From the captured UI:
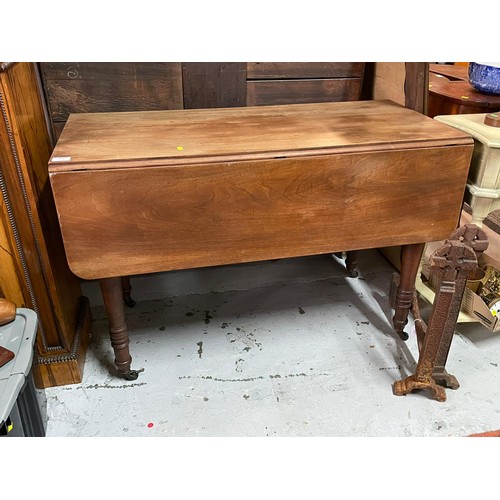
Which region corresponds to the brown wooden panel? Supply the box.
[404,62,429,114]
[40,62,183,123]
[50,145,472,280]
[370,63,406,106]
[247,62,365,79]
[246,79,363,106]
[41,62,180,81]
[182,62,247,109]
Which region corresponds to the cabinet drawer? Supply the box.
[247,78,363,106]
[247,62,365,79]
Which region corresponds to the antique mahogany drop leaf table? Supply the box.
[48,100,474,393]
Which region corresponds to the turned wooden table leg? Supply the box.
[121,276,136,308]
[99,277,139,380]
[393,242,425,340]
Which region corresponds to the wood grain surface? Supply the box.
[49,100,472,171]
[1,63,77,348]
[246,78,363,106]
[49,100,473,280]
[429,63,468,81]
[246,62,365,79]
[182,63,247,109]
[40,62,183,133]
[1,62,91,387]
[428,74,500,118]
[50,145,472,280]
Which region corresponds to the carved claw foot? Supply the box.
[433,369,460,390]
[392,375,447,402]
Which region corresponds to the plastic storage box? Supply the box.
[0,308,45,437]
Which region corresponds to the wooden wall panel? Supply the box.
[404,62,429,114]
[247,62,365,79]
[40,62,367,134]
[247,78,363,106]
[40,62,183,139]
[370,62,429,113]
[247,62,365,106]
[371,62,407,106]
[181,63,247,109]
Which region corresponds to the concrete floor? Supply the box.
[42,249,500,437]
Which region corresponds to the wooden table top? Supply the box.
[49,100,472,172]
[429,63,468,81]
[429,73,500,107]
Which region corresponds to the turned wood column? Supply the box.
[99,277,137,380]
[393,243,425,340]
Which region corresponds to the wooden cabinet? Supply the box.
[0,62,91,388]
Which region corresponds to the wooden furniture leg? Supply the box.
[393,243,425,340]
[121,276,136,308]
[99,277,139,380]
[333,251,359,277]
[345,251,358,278]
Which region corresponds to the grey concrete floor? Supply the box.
[42,249,500,437]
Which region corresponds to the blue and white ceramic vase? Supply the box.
[468,62,500,95]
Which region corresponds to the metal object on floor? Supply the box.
[393,224,488,401]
